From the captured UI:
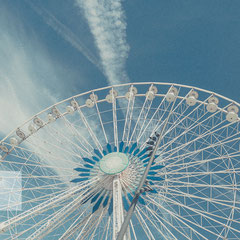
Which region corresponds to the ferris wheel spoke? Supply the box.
[160,184,239,208]
[147,196,218,239]
[156,91,206,139]
[46,120,89,152]
[140,93,178,152]
[100,216,111,240]
[3,182,66,199]
[25,186,92,240]
[6,187,74,218]
[0,181,93,234]
[112,93,119,150]
[5,152,76,174]
[139,99,173,150]
[143,90,205,147]
[157,97,214,152]
[162,134,237,167]
[87,208,108,240]
[165,163,239,177]
[12,199,82,240]
[162,128,240,171]
[158,193,240,236]
[63,202,109,240]
[137,88,182,144]
[135,98,155,144]
[164,151,240,173]
[159,186,240,215]
[128,87,156,145]
[164,161,235,184]
[58,204,93,240]
[75,213,95,239]
[137,205,175,240]
[167,176,235,196]
[46,122,93,157]
[24,135,83,165]
[105,217,112,240]
[164,179,239,192]
[8,146,34,163]
[79,212,103,239]
[19,183,71,201]
[145,205,192,240]
[141,86,183,142]
[60,114,95,152]
[18,173,73,182]
[159,103,232,157]
[134,207,155,240]
[164,190,236,225]
[76,108,104,153]
[7,144,81,171]
[162,154,237,185]
[94,96,109,144]
[166,169,237,183]
[122,89,135,142]
[129,219,137,240]
[164,182,235,208]
[160,114,235,165]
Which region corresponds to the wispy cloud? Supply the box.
[25,0,104,76]
[0,5,76,178]
[0,4,109,179]
[0,16,58,135]
[76,0,130,85]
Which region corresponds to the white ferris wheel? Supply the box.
[0,82,240,240]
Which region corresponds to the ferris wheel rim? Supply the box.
[1,81,239,144]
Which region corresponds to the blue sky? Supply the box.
[1,2,240,238]
[1,0,240,135]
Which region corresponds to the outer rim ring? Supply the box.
[1,81,239,153]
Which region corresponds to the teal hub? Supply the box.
[99,152,129,175]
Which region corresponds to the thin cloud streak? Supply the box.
[76,0,130,85]
[0,6,76,177]
[0,39,58,135]
[26,0,104,75]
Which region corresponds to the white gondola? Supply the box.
[226,105,239,122]
[48,114,55,122]
[145,90,155,100]
[10,137,18,146]
[66,106,75,114]
[166,86,178,102]
[85,99,94,107]
[28,124,37,134]
[33,117,44,127]
[16,129,26,139]
[186,90,198,106]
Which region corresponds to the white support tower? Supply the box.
[113,176,126,240]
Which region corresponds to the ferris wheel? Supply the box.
[0,82,240,239]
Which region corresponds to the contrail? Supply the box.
[26,0,104,75]
[75,0,130,85]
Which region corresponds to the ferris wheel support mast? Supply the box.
[113,176,125,240]
[117,99,175,240]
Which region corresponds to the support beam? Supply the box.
[113,177,125,240]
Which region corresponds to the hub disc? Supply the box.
[99,152,129,175]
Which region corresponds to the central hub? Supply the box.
[100,152,129,175]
